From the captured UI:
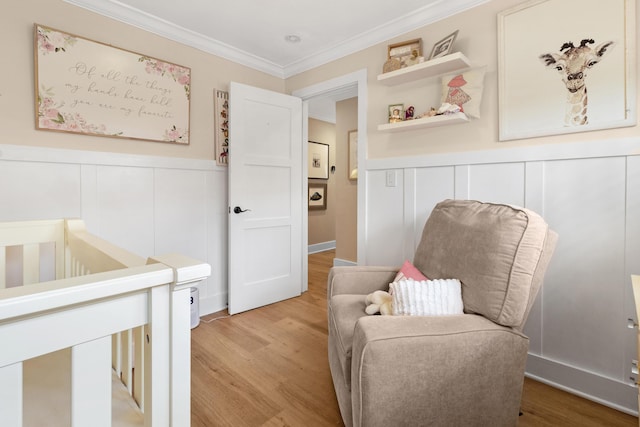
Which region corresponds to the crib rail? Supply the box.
[0,219,210,427]
[65,219,146,276]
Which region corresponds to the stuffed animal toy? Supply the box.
[365,290,393,315]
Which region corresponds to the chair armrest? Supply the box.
[327,266,398,299]
[350,315,529,426]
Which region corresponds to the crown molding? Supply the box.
[64,0,489,79]
[282,0,490,78]
[63,0,286,78]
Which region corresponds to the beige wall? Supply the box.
[1,0,284,160]
[285,0,639,158]
[308,118,336,245]
[335,98,358,262]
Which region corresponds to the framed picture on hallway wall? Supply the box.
[348,130,358,181]
[308,141,329,179]
[308,183,327,211]
[497,0,636,141]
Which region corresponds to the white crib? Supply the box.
[0,219,211,427]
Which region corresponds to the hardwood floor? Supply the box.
[191,250,637,426]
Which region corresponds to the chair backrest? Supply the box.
[413,199,557,330]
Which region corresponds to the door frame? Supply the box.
[292,68,368,272]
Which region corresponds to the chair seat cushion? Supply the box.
[328,294,368,389]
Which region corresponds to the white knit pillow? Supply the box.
[390,279,463,316]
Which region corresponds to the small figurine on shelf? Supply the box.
[405,106,415,120]
[416,107,437,119]
[403,49,424,67]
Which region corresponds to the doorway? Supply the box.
[293,68,367,271]
[307,93,358,265]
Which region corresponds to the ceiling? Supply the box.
[64,0,489,79]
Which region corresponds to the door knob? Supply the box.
[233,206,250,214]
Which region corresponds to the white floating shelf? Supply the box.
[377,112,469,132]
[377,52,472,86]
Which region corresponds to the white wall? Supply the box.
[364,137,640,415]
[0,144,228,314]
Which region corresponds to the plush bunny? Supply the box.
[364,290,393,315]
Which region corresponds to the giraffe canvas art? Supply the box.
[539,39,615,126]
[497,0,635,141]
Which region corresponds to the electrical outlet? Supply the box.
[386,170,396,187]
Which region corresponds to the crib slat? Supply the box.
[112,333,121,377]
[120,329,133,393]
[71,336,111,427]
[22,243,40,285]
[133,325,145,410]
[0,362,23,427]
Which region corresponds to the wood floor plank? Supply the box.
[191,250,637,426]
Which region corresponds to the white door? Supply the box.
[228,82,304,315]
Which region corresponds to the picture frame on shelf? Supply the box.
[389,104,404,123]
[308,183,327,211]
[388,38,423,68]
[308,141,329,179]
[348,130,357,181]
[429,30,459,60]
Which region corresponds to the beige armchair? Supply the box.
[327,199,557,427]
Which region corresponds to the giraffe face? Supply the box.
[539,40,615,126]
[539,41,615,94]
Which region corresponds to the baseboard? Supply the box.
[526,353,638,416]
[198,294,227,317]
[333,258,357,267]
[308,240,336,254]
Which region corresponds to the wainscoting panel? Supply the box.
[0,160,81,221]
[94,165,156,258]
[365,169,404,266]
[411,166,454,255]
[465,162,525,207]
[626,155,640,385]
[154,168,208,258]
[0,144,228,315]
[541,157,627,379]
[364,139,640,415]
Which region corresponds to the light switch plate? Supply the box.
[386,170,396,187]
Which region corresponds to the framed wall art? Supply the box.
[308,141,329,179]
[497,0,636,141]
[387,38,423,68]
[428,30,458,60]
[215,90,229,165]
[348,130,358,181]
[34,24,191,144]
[308,183,327,211]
